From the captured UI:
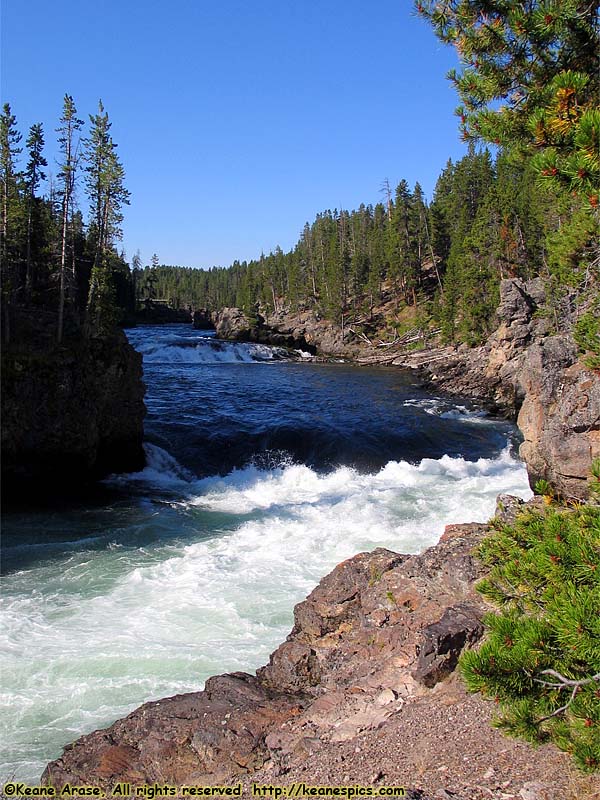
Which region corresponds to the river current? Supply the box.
[1,325,532,780]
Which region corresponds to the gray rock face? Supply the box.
[493,280,599,500]
[517,337,600,499]
[408,279,599,501]
[213,307,319,354]
[412,604,485,688]
[213,307,258,341]
[494,494,526,526]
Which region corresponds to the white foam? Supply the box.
[134,335,291,364]
[108,443,195,488]
[1,449,531,781]
[403,398,501,425]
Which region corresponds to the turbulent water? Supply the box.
[1,325,532,781]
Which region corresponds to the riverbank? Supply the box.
[41,496,598,799]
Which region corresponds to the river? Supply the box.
[1,325,532,781]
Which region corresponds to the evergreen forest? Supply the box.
[135,148,596,345]
[0,95,135,345]
[1,1,598,350]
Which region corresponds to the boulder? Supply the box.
[412,604,484,687]
[213,307,259,341]
[494,494,525,526]
[213,307,318,354]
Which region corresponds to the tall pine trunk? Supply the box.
[57,193,69,343]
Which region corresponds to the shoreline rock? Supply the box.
[1,327,146,501]
[213,308,332,356]
[43,519,490,788]
[41,501,595,799]
[411,279,599,501]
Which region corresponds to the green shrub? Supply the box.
[574,300,600,372]
[460,504,600,772]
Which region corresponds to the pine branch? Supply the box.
[534,669,600,689]
[534,670,600,723]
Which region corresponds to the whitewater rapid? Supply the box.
[2,326,538,780]
[133,332,298,364]
[1,442,531,781]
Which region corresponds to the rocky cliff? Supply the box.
[42,498,595,799]
[2,323,146,500]
[409,279,600,501]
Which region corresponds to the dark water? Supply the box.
[129,325,517,476]
[1,324,531,782]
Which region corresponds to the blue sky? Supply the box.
[1,0,465,268]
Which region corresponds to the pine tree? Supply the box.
[24,123,47,298]
[0,103,22,265]
[84,100,130,336]
[415,0,600,207]
[56,94,83,342]
[0,103,23,341]
[460,503,600,772]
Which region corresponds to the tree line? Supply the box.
[137,0,598,346]
[0,95,134,344]
[137,146,594,344]
[3,1,596,350]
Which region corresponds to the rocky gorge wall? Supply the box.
[412,279,600,501]
[1,324,146,500]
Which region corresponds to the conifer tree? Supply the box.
[0,103,23,341]
[0,103,22,265]
[415,0,600,206]
[56,94,83,342]
[24,123,47,298]
[84,100,130,336]
[461,503,600,772]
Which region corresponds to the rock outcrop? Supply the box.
[262,309,359,357]
[43,520,490,789]
[479,279,598,500]
[213,307,257,341]
[213,308,319,354]
[387,279,599,501]
[2,328,146,500]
